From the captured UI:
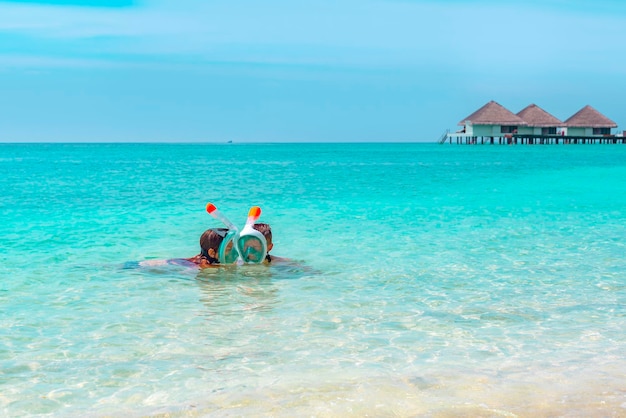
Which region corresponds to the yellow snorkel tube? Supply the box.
[236,206,267,264]
[205,202,241,264]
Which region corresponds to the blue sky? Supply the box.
[1,0,625,142]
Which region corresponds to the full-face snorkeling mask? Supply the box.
[236,206,267,264]
[214,228,240,264]
[206,203,240,264]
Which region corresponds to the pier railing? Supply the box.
[437,129,449,144]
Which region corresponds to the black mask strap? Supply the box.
[201,248,220,264]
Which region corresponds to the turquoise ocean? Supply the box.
[1,143,626,417]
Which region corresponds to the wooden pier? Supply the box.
[443,133,626,145]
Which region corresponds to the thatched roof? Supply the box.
[564,105,617,128]
[517,104,565,127]
[459,100,527,126]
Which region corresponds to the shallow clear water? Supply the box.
[1,143,626,417]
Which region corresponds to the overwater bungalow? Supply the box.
[514,104,565,144]
[440,101,623,145]
[564,105,617,137]
[517,104,564,135]
[444,100,527,145]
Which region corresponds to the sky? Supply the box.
[1,0,625,142]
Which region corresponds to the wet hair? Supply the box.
[199,228,228,262]
[253,223,272,246]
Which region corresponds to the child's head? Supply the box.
[199,228,229,263]
[253,223,273,252]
